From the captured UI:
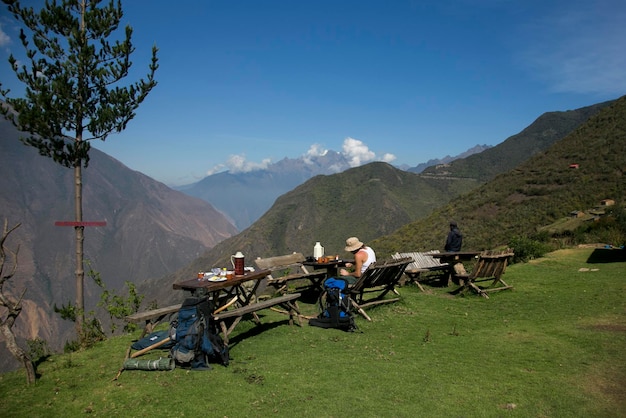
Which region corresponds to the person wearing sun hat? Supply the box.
[339,237,376,284]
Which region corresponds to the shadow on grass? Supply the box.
[295,287,322,304]
[586,248,626,263]
[225,314,292,349]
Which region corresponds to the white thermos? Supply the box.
[313,242,324,259]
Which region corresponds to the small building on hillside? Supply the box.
[570,210,585,218]
[600,199,615,207]
[569,163,580,169]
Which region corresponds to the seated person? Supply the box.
[339,237,376,284]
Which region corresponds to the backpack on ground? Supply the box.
[309,277,357,332]
[169,297,229,370]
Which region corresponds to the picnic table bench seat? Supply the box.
[213,293,302,344]
[124,304,181,338]
[453,249,514,298]
[255,252,327,293]
[392,251,449,291]
[347,257,413,321]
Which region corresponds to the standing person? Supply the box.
[339,237,376,284]
[445,221,463,252]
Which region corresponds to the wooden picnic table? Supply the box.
[431,251,481,286]
[302,258,353,280]
[172,269,301,344]
[173,268,271,307]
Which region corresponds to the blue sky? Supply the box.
[1,0,625,186]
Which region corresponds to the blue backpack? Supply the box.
[309,277,356,332]
[170,297,229,369]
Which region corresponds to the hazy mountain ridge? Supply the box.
[420,100,615,181]
[177,145,489,230]
[178,99,612,232]
[407,144,492,173]
[0,118,238,372]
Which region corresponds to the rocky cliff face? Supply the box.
[0,117,238,372]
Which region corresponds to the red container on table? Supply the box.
[231,251,245,275]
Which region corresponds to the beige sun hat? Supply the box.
[344,237,364,252]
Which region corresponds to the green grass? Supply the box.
[1,247,625,417]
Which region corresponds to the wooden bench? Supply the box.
[255,252,327,293]
[392,251,449,291]
[213,293,302,344]
[124,304,181,338]
[347,257,413,321]
[453,250,514,298]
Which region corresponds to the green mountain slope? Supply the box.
[372,95,626,256]
[420,100,614,181]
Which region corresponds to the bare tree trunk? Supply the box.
[74,163,85,335]
[0,322,36,384]
[0,219,36,384]
[74,0,86,337]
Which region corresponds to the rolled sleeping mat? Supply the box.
[123,357,175,371]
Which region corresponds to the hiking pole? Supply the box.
[213,296,238,314]
[130,336,172,359]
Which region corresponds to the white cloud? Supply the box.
[380,153,396,163]
[302,143,328,164]
[518,2,626,95]
[205,139,397,176]
[0,24,10,47]
[340,137,396,167]
[342,137,376,167]
[206,154,272,175]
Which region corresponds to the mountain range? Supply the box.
[176,100,613,232]
[138,98,619,307]
[176,145,491,230]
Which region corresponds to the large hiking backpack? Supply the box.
[169,297,229,369]
[309,277,356,332]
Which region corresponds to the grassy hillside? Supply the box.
[373,95,626,256]
[2,247,625,417]
[420,100,614,181]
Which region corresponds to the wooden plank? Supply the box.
[255,253,305,270]
[267,270,326,284]
[255,253,325,292]
[125,304,181,323]
[213,293,301,320]
[124,303,182,338]
[213,293,302,344]
[55,221,107,227]
[393,251,448,271]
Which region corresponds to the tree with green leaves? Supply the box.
[0,0,158,341]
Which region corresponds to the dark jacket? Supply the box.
[445,227,463,252]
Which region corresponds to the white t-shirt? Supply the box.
[358,247,377,273]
